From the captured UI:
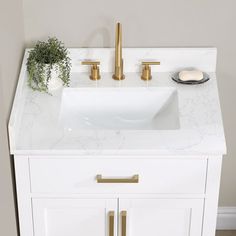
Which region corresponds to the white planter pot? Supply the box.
[46,65,63,91]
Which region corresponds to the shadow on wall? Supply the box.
[81,27,111,47]
[26,26,112,48]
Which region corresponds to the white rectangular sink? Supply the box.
[59,87,180,130]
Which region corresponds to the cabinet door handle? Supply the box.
[109,211,115,236]
[96,175,139,183]
[121,211,127,236]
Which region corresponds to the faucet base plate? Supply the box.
[112,74,125,80]
[90,75,101,81]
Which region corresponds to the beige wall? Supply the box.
[0,6,234,236]
[0,0,25,235]
[22,0,236,206]
[0,1,233,236]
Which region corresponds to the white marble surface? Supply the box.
[8,48,226,156]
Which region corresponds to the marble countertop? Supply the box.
[9,48,226,156]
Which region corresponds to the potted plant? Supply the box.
[27,37,71,93]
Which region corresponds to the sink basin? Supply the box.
[59,87,180,130]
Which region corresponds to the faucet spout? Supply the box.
[113,22,125,80]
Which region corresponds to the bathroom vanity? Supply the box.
[9,48,226,236]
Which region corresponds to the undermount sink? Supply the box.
[59,87,180,130]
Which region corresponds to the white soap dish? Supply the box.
[171,72,210,85]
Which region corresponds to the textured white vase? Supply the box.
[47,65,63,91]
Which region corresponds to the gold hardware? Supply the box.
[121,211,127,236]
[81,61,101,80]
[96,174,139,183]
[109,211,115,236]
[113,23,125,80]
[141,61,161,81]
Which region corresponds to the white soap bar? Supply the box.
[179,70,203,81]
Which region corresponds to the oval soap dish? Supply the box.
[171,72,210,85]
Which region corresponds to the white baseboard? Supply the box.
[217,207,236,230]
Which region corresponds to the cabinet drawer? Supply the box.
[29,158,207,194]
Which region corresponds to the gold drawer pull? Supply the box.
[109,211,115,236]
[121,211,127,236]
[96,174,139,183]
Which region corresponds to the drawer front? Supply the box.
[29,158,207,194]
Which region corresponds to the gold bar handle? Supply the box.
[81,61,100,66]
[81,61,101,80]
[96,174,139,183]
[121,211,127,236]
[109,211,115,236]
[141,61,161,80]
[142,61,160,66]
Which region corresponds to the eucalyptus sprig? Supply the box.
[27,37,71,93]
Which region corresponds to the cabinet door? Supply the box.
[119,199,204,236]
[32,199,117,236]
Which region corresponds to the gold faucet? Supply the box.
[112,22,125,80]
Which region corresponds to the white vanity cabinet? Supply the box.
[119,198,204,236]
[32,198,117,236]
[10,47,225,236]
[31,198,203,236]
[14,156,223,236]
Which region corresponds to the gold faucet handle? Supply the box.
[81,61,101,80]
[141,61,161,81]
[82,61,100,66]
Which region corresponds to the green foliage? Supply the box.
[27,37,71,93]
